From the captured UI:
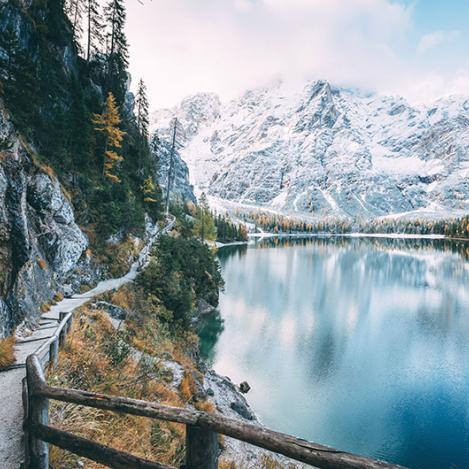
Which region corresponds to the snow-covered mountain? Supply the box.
[152,80,469,219]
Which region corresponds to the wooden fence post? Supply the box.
[26,355,49,469]
[67,314,73,334]
[49,337,59,369]
[22,377,30,468]
[59,312,67,347]
[185,425,218,469]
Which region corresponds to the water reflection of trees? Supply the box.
[214,236,469,384]
[217,244,248,263]
[249,236,469,262]
[209,236,469,466]
[197,309,225,365]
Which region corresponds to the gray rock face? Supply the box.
[0,102,87,337]
[153,80,469,219]
[27,173,87,276]
[150,134,196,205]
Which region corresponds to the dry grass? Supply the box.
[0,336,16,369]
[219,460,238,469]
[30,152,57,179]
[110,286,134,311]
[47,307,188,468]
[179,372,197,402]
[97,236,144,278]
[81,224,98,247]
[53,292,64,303]
[219,455,298,469]
[194,399,216,413]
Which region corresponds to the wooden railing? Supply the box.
[23,312,407,469]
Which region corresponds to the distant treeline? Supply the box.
[239,210,469,239]
[214,214,248,243]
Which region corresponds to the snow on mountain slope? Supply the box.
[152,80,469,219]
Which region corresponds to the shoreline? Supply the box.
[247,232,469,242]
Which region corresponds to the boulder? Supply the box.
[230,399,255,421]
[239,381,251,394]
[91,301,127,320]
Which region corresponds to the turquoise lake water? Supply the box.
[199,237,469,469]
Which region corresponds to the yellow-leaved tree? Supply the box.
[141,176,158,204]
[92,92,125,183]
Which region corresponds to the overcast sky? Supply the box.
[125,0,469,110]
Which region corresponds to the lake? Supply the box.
[199,236,469,469]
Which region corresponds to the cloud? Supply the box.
[403,66,469,102]
[125,0,467,108]
[417,30,460,54]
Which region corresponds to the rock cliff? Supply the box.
[0,103,87,337]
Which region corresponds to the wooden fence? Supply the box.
[23,311,407,469]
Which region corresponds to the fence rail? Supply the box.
[22,309,407,469]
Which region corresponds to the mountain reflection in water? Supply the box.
[199,237,469,469]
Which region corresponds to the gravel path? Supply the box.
[0,217,174,468]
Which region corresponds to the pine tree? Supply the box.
[86,0,104,62]
[67,76,92,172]
[149,132,160,157]
[193,193,217,242]
[65,0,85,47]
[92,92,126,183]
[0,26,38,128]
[135,78,150,141]
[104,0,129,104]
[165,118,182,215]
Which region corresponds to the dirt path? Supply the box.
[0,216,174,468]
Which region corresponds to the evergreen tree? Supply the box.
[0,27,16,83]
[104,0,129,104]
[193,193,217,242]
[92,92,126,183]
[135,78,150,141]
[65,0,85,47]
[86,0,104,62]
[67,76,92,172]
[149,132,160,157]
[0,26,38,128]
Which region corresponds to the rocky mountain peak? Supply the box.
[152,79,469,220]
[296,80,340,130]
[152,92,221,142]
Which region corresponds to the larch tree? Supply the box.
[141,175,163,220]
[92,92,126,183]
[135,78,150,141]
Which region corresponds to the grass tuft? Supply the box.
[195,399,215,413]
[179,371,197,402]
[53,292,64,303]
[0,336,16,370]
